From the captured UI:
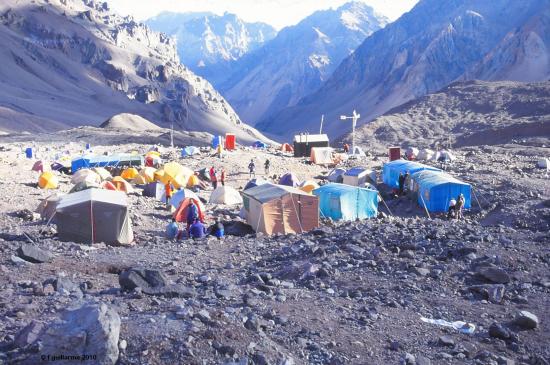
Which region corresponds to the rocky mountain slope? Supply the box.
[146,12,276,87]
[219,2,388,125]
[258,0,550,139]
[342,80,550,150]
[0,0,269,144]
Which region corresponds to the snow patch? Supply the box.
[309,54,331,69]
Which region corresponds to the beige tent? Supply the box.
[56,189,134,245]
[242,183,319,235]
[209,186,243,205]
[35,193,64,221]
[310,147,334,165]
[71,169,101,185]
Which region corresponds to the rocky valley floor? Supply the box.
[0,130,548,365]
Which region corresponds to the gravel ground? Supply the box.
[0,129,548,365]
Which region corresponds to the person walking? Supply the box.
[264,159,270,176]
[220,168,226,186]
[248,159,256,179]
[209,166,217,189]
[164,182,173,210]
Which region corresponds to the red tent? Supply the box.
[173,198,205,223]
[281,143,294,153]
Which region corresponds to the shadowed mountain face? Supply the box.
[218,1,388,126]
[145,12,277,87]
[339,80,550,150]
[258,0,550,140]
[0,0,269,143]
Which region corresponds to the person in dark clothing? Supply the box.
[189,219,207,239]
[248,159,256,178]
[186,200,199,233]
[264,159,270,176]
[343,143,350,153]
[398,172,405,196]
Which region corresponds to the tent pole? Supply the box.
[289,195,304,233]
[472,188,483,211]
[90,200,95,244]
[419,192,431,219]
[378,193,394,217]
[39,211,57,236]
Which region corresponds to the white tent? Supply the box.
[438,150,455,162]
[417,149,434,161]
[343,167,377,187]
[349,146,366,158]
[537,158,549,170]
[406,147,419,160]
[209,186,243,205]
[310,147,334,165]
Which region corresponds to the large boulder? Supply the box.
[476,267,511,284]
[17,244,53,263]
[119,268,194,298]
[30,303,120,365]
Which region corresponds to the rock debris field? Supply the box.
[0,129,548,365]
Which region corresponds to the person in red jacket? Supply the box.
[220,168,226,186]
[209,166,217,189]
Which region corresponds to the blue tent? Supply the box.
[313,183,378,221]
[212,136,223,148]
[252,141,267,149]
[412,170,471,213]
[182,146,200,157]
[244,178,269,191]
[382,160,440,189]
[71,154,143,172]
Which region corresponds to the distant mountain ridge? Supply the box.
[342,80,550,149]
[146,11,277,86]
[0,0,269,143]
[219,1,388,125]
[258,0,550,140]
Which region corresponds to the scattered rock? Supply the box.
[512,311,539,330]
[489,322,512,340]
[477,267,511,284]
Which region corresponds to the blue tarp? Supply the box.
[182,146,200,157]
[71,154,143,172]
[313,183,378,221]
[382,160,440,189]
[412,170,471,213]
[212,136,223,148]
[252,141,267,148]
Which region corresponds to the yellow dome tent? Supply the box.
[112,176,134,194]
[154,169,165,182]
[187,174,200,188]
[132,175,148,185]
[38,171,59,189]
[140,167,156,183]
[121,167,139,180]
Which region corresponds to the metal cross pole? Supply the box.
[340,110,360,153]
[319,114,324,134]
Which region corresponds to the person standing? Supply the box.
[220,168,226,186]
[217,143,224,159]
[210,218,225,240]
[164,182,173,210]
[455,193,465,220]
[398,172,405,196]
[343,143,350,153]
[447,198,457,219]
[248,159,256,179]
[209,166,217,189]
[264,159,270,176]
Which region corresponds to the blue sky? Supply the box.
[108,0,419,29]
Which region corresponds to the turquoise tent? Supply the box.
[313,183,378,221]
[411,170,471,212]
[182,146,200,157]
[382,160,440,189]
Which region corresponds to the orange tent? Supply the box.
[121,167,139,180]
[281,143,294,153]
[38,171,58,189]
[102,181,117,191]
[173,198,205,223]
[111,176,134,194]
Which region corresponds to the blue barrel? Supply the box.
[25,147,33,159]
[85,143,91,150]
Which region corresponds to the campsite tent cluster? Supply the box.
[382,160,472,212]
